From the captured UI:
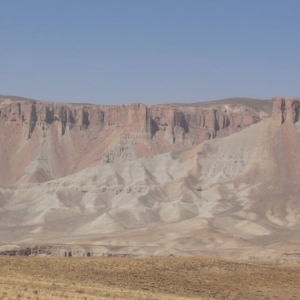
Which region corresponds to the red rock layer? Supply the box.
[0,98,271,185]
[272,97,300,124]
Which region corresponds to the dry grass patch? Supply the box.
[0,256,300,299]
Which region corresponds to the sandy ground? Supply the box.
[0,257,300,300]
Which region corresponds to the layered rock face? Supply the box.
[149,103,264,145]
[272,97,300,124]
[0,96,271,184]
[3,96,300,260]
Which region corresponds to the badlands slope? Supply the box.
[2,95,300,260]
[0,95,270,185]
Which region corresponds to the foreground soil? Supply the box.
[0,257,299,300]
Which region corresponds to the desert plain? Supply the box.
[1,256,300,300]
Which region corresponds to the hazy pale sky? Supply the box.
[0,0,299,105]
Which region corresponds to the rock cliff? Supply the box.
[0,96,271,184]
[272,97,300,124]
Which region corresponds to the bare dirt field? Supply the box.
[0,257,299,300]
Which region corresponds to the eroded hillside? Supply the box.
[3,96,300,261]
[0,96,270,184]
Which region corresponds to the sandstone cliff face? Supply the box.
[0,97,271,185]
[149,104,263,146]
[272,97,300,124]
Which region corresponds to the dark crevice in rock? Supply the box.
[280,99,286,124]
[150,118,159,137]
[292,101,300,123]
[81,108,90,128]
[173,111,189,133]
[28,104,37,139]
[213,110,220,132]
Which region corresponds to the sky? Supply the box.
[0,0,299,105]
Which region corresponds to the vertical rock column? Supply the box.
[272,97,300,124]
